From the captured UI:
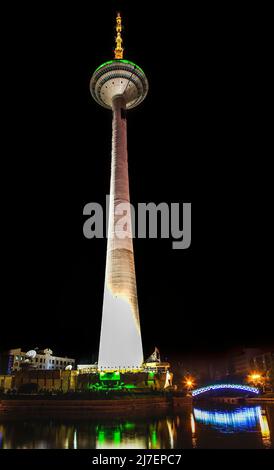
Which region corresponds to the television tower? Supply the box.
[90,13,148,370]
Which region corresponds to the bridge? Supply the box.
[192,383,259,397]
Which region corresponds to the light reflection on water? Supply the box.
[0,404,273,449]
[193,406,261,431]
[191,405,272,448]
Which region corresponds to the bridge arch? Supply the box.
[192,383,259,397]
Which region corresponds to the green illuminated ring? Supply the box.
[94,59,145,75]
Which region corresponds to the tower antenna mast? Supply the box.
[114,12,124,59]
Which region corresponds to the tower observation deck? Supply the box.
[90,13,148,370]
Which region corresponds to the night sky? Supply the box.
[2,2,272,362]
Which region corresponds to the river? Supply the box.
[0,403,273,449]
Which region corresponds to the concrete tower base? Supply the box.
[98,95,143,370]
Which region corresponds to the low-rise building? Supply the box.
[0,375,14,392]
[14,369,78,393]
[1,348,75,373]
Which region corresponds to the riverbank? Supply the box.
[194,396,274,405]
[0,395,192,419]
[246,397,274,404]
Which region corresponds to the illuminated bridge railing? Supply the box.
[192,383,259,397]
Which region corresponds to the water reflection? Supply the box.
[258,409,271,448]
[193,406,261,431]
[193,405,272,448]
[0,404,273,449]
[95,418,179,449]
[190,413,197,448]
[96,422,146,449]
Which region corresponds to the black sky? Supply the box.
[1,2,272,362]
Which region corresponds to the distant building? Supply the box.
[252,350,274,373]
[232,348,261,376]
[204,356,231,382]
[1,348,75,373]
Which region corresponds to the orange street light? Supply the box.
[247,371,264,387]
[183,375,196,391]
[251,374,261,381]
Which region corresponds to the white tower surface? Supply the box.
[90,14,148,370]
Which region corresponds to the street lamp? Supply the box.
[183,375,196,393]
[247,371,266,391]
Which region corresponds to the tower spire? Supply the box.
[114,12,123,59]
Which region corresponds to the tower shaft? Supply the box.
[98,95,143,369]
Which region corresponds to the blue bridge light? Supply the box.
[192,383,259,397]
